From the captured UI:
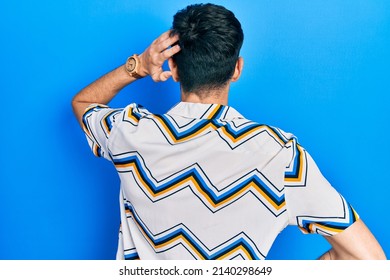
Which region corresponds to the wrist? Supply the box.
[137,53,149,77]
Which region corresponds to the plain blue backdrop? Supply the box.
[0,0,389,260]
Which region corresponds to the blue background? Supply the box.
[1,0,389,260]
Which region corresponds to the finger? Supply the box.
[150,67,164,82]
[150,69,172,82]
[159,71,172,82]
[155,30,171,43]
[151,30,174,51]
[156,34,179,53]
[152,44,180,66]
[161,44,181,59]
[155,38,180,64]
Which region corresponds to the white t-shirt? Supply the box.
[82,101,359,260]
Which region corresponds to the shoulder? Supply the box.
[120,103,153,124]
[244,118,298,147]
[230,108,296,144]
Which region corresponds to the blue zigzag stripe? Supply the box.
[124,252,140,260]
[113,152,285,213]
[125,203,264,260]
[298,198,359,235]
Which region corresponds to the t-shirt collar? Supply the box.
[167,101,244,121]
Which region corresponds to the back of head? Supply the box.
[171,3,244,96]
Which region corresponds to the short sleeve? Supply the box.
[82,104,123,160]
[284,139,359,236]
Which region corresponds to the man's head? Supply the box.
[170,3,244,97]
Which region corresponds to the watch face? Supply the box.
[126,57,136,72]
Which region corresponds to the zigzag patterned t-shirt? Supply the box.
[82,101,359,260]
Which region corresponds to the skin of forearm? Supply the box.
[71,65,136,126]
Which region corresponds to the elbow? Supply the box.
[71,98,79,119]
[71,95,79,112]
[71,96,87,126]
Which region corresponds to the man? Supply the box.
[72,4,385,260]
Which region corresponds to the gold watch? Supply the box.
[125,54,145,79]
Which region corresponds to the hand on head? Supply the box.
[138,30,181,82]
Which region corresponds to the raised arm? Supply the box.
[71,30,180,126]
[318,219,386,260]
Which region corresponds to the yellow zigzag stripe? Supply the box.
[117,162,285,211]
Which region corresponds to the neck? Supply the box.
[180,86,229,105]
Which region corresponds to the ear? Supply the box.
[168,58,179,82]
[231,57,244,82]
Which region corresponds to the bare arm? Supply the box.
[71,30,180,126]
[318,219,386,260]
[71,65,134,126]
